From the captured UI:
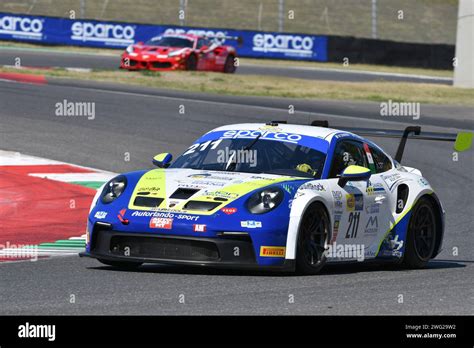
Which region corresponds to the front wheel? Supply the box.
[296,202,330,275]
[98,258,142,270]
[185,54,198,71]
[223,55,237,73]
[401,197,438,269]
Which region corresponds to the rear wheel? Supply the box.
[185,54,198,71]
[223,55,236,73]
[98,258,142,270]
[401,197,437,268]
[296,202,329,275]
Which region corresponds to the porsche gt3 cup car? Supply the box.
[80,122,460,274]
[120,33,238,73]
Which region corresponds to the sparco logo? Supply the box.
[165,28,227,39]
[71,22,135,45]
[0,16,43,38]
[253,33,313,56]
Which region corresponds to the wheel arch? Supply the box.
[423,192,445,258]
[285,194,333,260]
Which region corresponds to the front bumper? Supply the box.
[119,54,184,71]
[80,224,295,272]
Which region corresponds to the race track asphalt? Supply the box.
[0,46,453,84]
[0,78,472,315]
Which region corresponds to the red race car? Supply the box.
[120,34,239,73]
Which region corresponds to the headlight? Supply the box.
[246,187,284,214]
[101,176,127,204]
[125,45,134,54]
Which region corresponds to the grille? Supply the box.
[170,188,200,200]
[151,62,172,68]
[109,236,219,261]
[133,196,164,208]
[183,200,221,211]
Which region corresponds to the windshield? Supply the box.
[145,36,194,48]
[170,137,327,178]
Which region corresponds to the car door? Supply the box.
[326,139,390,260]
[196,38,215,70]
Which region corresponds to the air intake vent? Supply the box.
[170,188,200,200]
[133,196,164,208]
[183,201,221,211]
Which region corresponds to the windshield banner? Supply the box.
[0,12,328,62]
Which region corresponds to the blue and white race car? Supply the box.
[80,121,458,274]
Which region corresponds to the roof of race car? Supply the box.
[207,123,354,142]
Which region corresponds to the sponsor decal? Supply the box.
[187,180,226,187]
[71,21,135,46]
[202,190,239,199]
[137,186,161,192]
[365,204,380,214]
[252,33,314,57]
[381,173,403,190]
[331,213,342,243]
[241,220,262,228]
[131,211,200,221]
[332,190,343,210]
[117,208,129,225]
[366,180,385,195]
[221,129,302,144]
[221,207,237,215]
[346,194,363,211]
[94,211,107,219]
[0,15,43,40]
[188,173,212,179]
[193,224,207,232]
[149,217,173,229]
[300,182,326,191]
[364,215,378,234]
[260,246,286,257]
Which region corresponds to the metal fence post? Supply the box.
[278,0,284,32]
[80,0,85,18]
[371,0,377,39]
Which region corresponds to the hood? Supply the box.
[127,168,305,215]
[134,45,187,55]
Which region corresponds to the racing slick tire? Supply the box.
[296,202,330,275]
[98,258,143,270]
[401,197,438,269]
[185,54,198,71]
[223,55,237,73]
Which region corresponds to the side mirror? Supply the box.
[152,153,172,168]
[200,45,209,51]
[337,165,371,188]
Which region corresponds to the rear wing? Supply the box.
[307,120,471,163]
[204,35,243,46]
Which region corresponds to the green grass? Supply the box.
[1,66,471,106]
[0,0,458,44]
